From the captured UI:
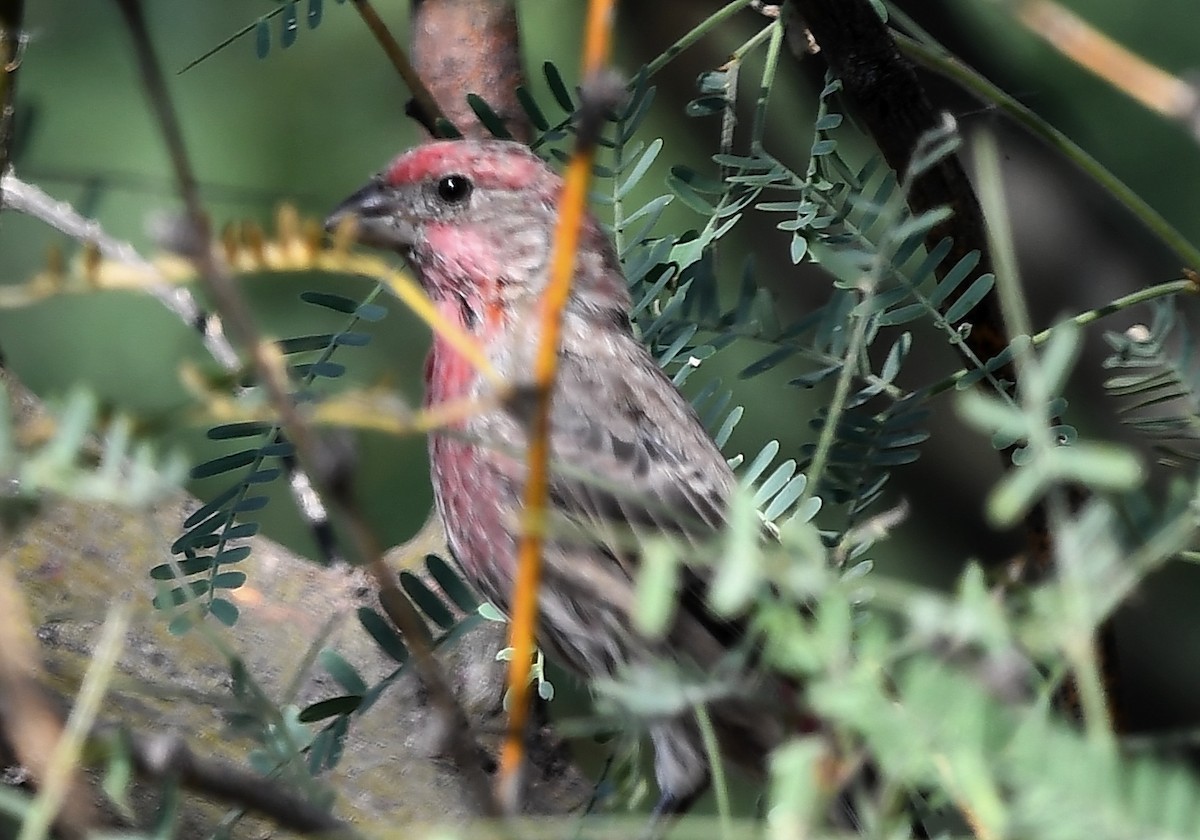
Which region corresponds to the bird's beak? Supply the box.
[324,178,419,250]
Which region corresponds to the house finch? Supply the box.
[327,139,783,819]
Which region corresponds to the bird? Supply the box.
[326,138,787,822]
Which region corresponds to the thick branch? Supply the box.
[410,0,531,142]
[124,732,347,835]
[784,0,1009,372]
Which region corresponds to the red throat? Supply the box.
[423,299,480,408]
[422,295,509,410]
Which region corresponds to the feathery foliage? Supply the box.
[9,4,1200,838]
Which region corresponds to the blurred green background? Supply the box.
[5,0,1200,737]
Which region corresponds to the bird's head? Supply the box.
[327,139,630,331]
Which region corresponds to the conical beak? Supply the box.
[324,178,418,250]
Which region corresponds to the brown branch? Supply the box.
[122,731,349,836]
[410,0,531,142]
[783,0,1009,380]
[0,0,25,180]
[0,561,100,839]
[110,0,501,819]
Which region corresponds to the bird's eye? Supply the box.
[435,175,473,204]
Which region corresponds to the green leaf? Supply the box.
[210,597,240,627]
[815,113,844,131]
[234,496,268,515]
[742,440,781,485]
[255,18,270,59]
[399,572,455,629]
[811,139,837,156]
[957,389,1029,441]
[753,461,798,508]
[666,170,716,214]
[357,607,409,663]
[685,95,726,117]
[617,138,663,200]
[957,346,1016,389]
[426,554,479,612]
[319,649,368,695]
[1039,321,1083,397]
[763,475,808,523]
[152,581,209,609]
[214,546,252,565]
[875,302,927,327]
[927,251,982,309]
[206,422,273,440]
[291,361,346,380]
[212,571,247,590]
[790,234,809,264]
[987,464,1051,527]
[299,695,362,723]
[543,61,575,112]
[300,291,359,314]
[634,540,679,638]
[880,333,912,382]
[515,85,550,131]
[280,1,298,48]
[943,274,996,324]
[355,302,388,321]
[150,556,213,579]
[741,347,794,379]
[276,334,336,354]
[242,468,281,485]
[190,449,258,479]
[259,441,295,457]
[713,406,744,448]
[466,93,515,140]
[887,206,953,246]
[1046,444,1143,491]
[478,602,506,622]
[168,613,196,636]
[709,489,762,616]
[620,195,673,247]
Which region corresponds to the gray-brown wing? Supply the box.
[539,325,748,653]
[544,338,736,548]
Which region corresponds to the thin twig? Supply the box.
[348,0,449,136]
[1012,0,1200,144]
[973,132,1115,738]
[889,24,1200,272]
[928,276,1200,397]
[110,0,500,818]
[643,0,754,80]
[497,0,619,814]
[0,172,240,372]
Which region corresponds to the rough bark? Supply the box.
[410,0,531,141]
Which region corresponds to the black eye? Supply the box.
[436,175,472,204]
